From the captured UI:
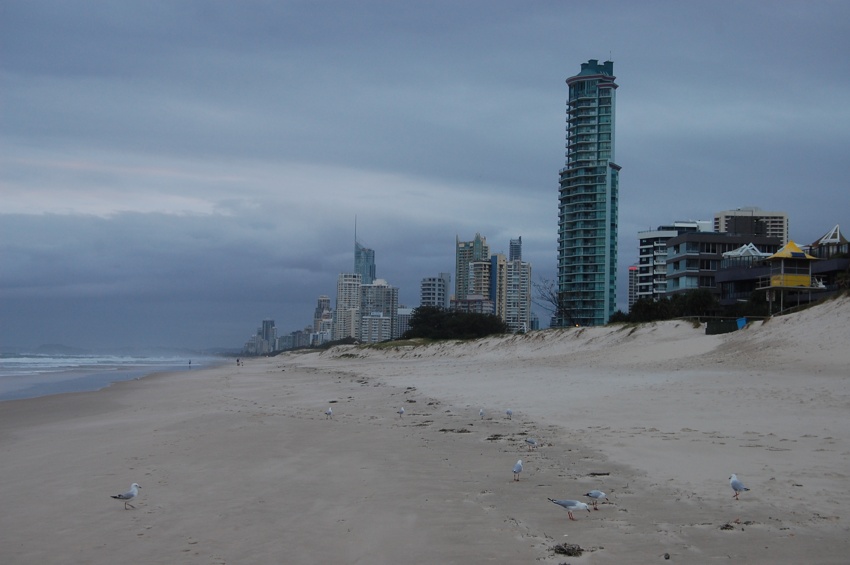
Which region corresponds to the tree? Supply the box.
[532,276,574,327]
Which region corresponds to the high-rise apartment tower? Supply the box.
[557,59,620,326]
[455,233,489,300]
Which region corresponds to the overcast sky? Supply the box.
[2,1,848,351]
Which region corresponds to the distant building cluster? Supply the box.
[243,234,538,354]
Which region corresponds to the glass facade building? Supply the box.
[557,59,619,326]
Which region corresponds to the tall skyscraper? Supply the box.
[557,59,620,326]
[354,241,376,285]
[455,233,489,300]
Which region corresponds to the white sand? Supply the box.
[1,296,849,563]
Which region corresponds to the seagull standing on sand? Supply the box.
[512,459,523,481]
[506,409,513,420]
[111,483,141,509]
[730,474,750,500]
[325,406,333,419]
[584,490,609,509]
[548,498,591,521]
[525,437,538,450]
[397,406,405,418]
[479,408,484,419]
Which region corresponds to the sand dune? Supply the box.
[1,296,848,563]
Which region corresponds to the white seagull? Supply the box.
[506,409,513,420]
[479,408,485,419]
[512,459,523,481]
[548,498,591,521]
[325,406,333,419]
[397,406,405,418]
[584,489,609,509]
[111,483,141,509]
[525,437,538,450]
[729,474,750,500]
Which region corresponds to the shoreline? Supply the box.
[2,299,849,563]
[0,357,228,403]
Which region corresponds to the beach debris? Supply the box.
[584,489,609,509]
[552,542,584,556]
[111,483,141,509]
[548,498,591,520]
[325,406,333,419]
[720,523,735,530]
[588,472,610,476]
[664,552,671,559]
[525,437,538,450]
[486,434,504,441]
[729,473,750,500]
[438,428,471,433]
[513,459,523,481]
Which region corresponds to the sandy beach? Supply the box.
[2,296,849,564]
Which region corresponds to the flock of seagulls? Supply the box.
[109,400,754,522]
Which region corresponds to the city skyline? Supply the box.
[3,2,849,350]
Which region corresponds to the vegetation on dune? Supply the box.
[401,306,508,340]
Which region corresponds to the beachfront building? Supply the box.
[636,221,711,303]
[627,265,638,310]
[333,273,362,340]
[360,312,392,343]
[360,279,399,341]
[714,208,789,245]
[395,307,414,338]
[354,241,376,285]
[450,294,494,315]
[420,273,451,309]
[557,59,620,327]
[505,255,533,333]
[805,225,850,292]
[455,233,489,301]
[666,232,781,301]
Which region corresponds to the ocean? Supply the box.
[0,353,225,402]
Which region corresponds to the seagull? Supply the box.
[513,459,523,481]
[111,483,141,509]
[479,408,485,419]
[730,474,750,500]
[525,437,538,450]
[548,498,591,521]
[325,406,333,419]
[506,409,513,420]
[397,406,405,418]
[584,490,609,509]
